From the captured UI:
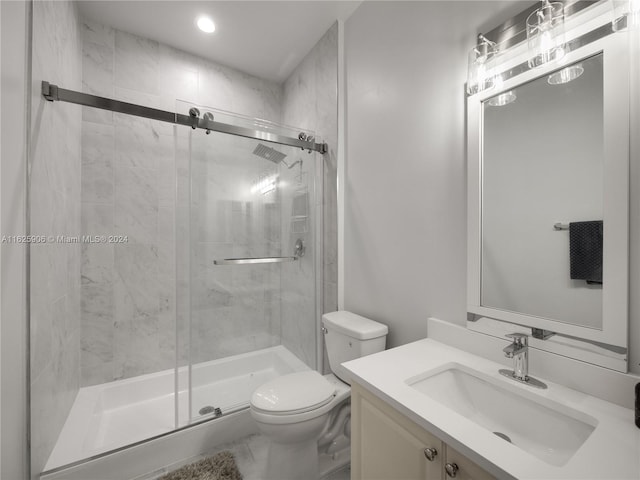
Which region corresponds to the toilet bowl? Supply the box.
[250,311,388,479]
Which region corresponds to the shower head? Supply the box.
[253,144,287,164]
[253,143,301,169]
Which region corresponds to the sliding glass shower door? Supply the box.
[176,103,321,425]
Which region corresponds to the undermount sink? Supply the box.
[406,363,598,467]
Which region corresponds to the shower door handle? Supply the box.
[213,257,298,265]
[214,239,305,265]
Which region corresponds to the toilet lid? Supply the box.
[251,371,336,415]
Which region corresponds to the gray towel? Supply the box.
[569,221,603,284]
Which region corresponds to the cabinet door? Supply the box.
[352,383,443,480]
[444,446,496,480]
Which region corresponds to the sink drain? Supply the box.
[493,431,512,443]
[199,406,222,417]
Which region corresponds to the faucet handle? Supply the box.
[505,332,528,346]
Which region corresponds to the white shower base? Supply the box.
[44,346,310,472]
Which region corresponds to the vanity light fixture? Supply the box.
[196,15,216,33]
[612,0,640,31]
[466,35,496,95]
[547,63,584,84]
[526,0,566,68]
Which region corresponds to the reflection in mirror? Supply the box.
[481,54,603,329]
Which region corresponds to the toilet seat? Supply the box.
[251,371,336,415]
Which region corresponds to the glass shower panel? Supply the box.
[32,104,181,472]
[176,102,319,424]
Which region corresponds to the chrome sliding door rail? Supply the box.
[42,81,176,123]
[41,81,328,154]
[213,257,298,265]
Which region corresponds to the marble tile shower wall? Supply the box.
[80,19,284,385]
[281,23,339,367]
[30,0,83,473]
[188,133,283,365]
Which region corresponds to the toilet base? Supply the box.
[318,433,350,478]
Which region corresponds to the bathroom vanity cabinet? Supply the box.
[345,338,640,480]
[351,382,495,480]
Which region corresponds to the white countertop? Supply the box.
[343,338,640,480]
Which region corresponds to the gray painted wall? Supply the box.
[344,1,516,347]
[1,2,29,478]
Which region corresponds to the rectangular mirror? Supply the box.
[467,32,630,354]
[482,53,604,330]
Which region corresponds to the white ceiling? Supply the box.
[76,1,360,83]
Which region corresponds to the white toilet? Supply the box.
[250,311,388,479]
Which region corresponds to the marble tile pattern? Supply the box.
[280,23,339,368]
[79,19,286,385]
[186,131,284,366]
[79,17,337,386]
[29,0,83,475]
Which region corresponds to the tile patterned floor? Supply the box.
[139,433,350,480]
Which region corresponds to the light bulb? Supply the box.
[196,16,216,34]
[548,64,584,85]
[526,1,565,67]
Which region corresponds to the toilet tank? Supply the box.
[322,311,388,385]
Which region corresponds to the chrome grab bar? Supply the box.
[213,256,298,265]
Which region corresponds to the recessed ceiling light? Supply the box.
[197,16,216,34]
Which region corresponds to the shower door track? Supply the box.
[41,81,328,154]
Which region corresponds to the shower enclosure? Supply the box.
[32,90,325,474]
[177,103,323,426]
[29,4,337,476]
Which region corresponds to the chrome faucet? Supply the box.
[502,333,529,381]
[499,333,547,389]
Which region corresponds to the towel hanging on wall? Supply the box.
[569,220,603,284]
